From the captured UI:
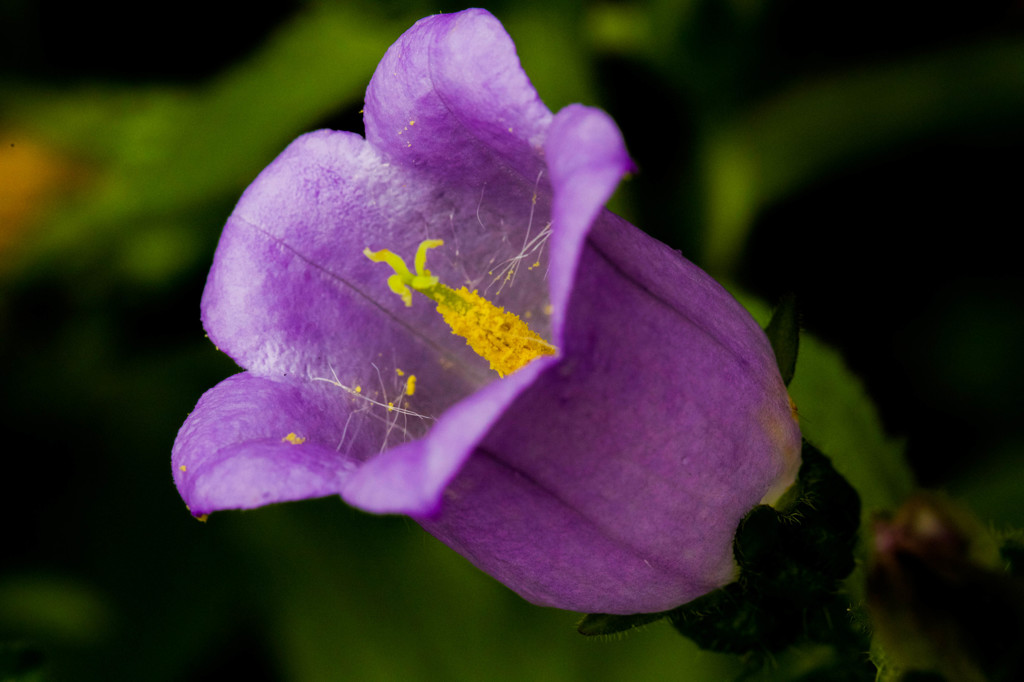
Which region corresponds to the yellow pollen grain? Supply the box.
[387,402,395,411]
[179,465,187,472]
[195,514,209,523]
[282,432,306,445]
[395,368,405,376]
[354,385,362,393]
[435,286,555,378]
[405,374,417,396]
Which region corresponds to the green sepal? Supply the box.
[576,611,669,636]
[578,441,865,666]
[669,581,790,654]
[765,293,800,386]
[669,442,863,656]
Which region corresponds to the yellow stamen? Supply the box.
[365,239,556,377]
[405,374,417,396]
[435,287,554,377]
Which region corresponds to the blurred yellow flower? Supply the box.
[0,132,86,258]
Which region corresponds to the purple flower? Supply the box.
[172,8,801,614]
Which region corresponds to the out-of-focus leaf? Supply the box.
[0,3,415,280]
[0,641,46,682]
[231,500,742,681]
[702,38,1024,274]
[953,441,1024,529]
[0,575,112,645]
[505,5,598,113]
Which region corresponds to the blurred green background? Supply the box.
[1,0,1022,679]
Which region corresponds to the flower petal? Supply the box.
[415,176,802,614]
[202,130,483,392]
[172,373,359,516]
[174,8,803,616]
[544,104,637,339]
[423,450,727,614]
[419,245,800,612]
[340,354,556,518]
[364,9,552,183]
[338,56,646,524]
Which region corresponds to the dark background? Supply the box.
[2,0,1022,679]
